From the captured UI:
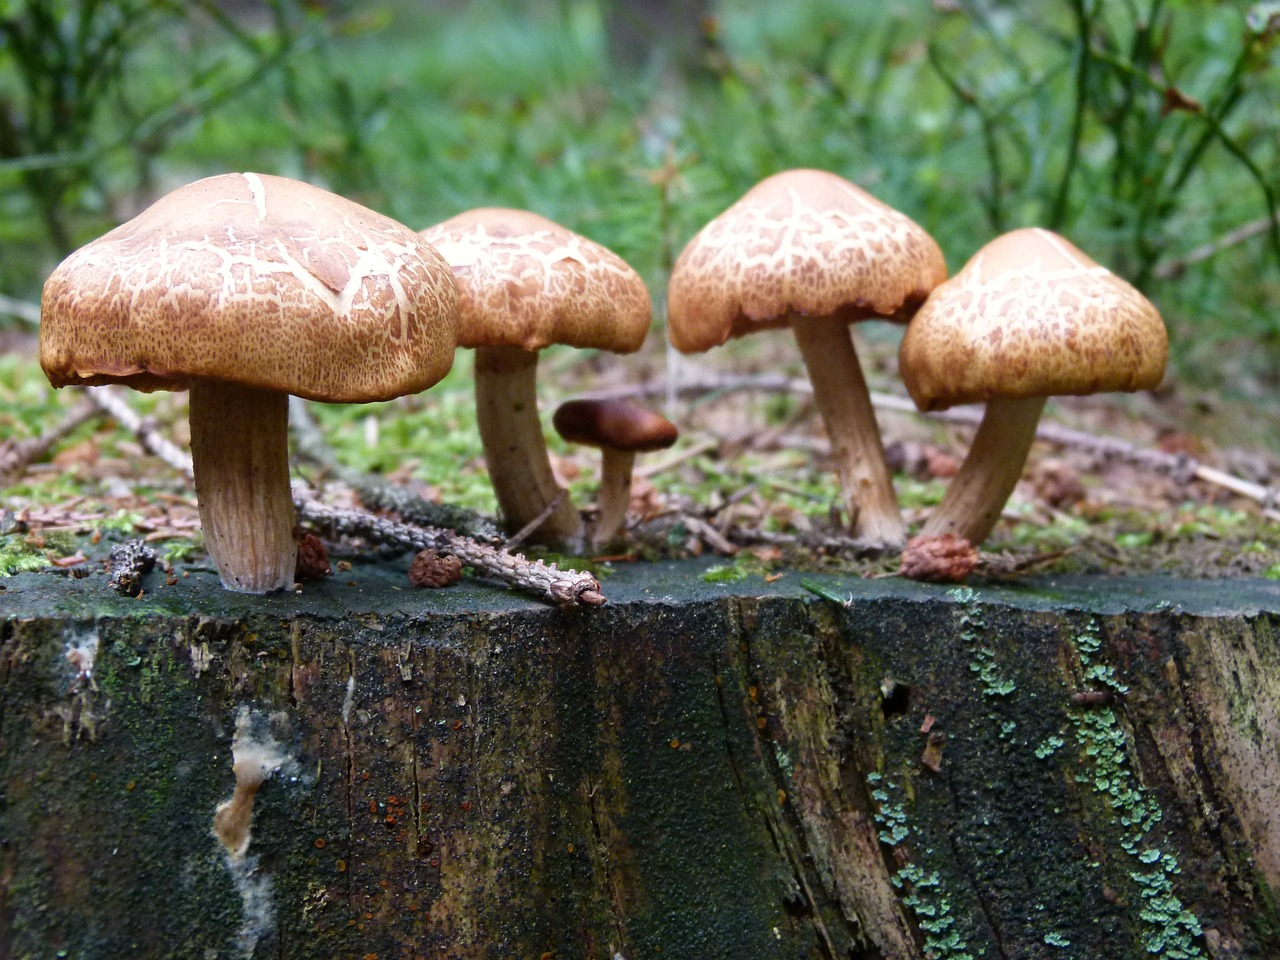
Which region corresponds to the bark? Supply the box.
[2,563,1278,959]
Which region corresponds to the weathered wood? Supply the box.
[1,562,1278,959]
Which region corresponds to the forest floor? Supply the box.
[3,323,1280,595]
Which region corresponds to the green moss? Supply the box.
[0,533,50,576]
[161,535,203,566]
[91,509,144,536]
[702,563,750,584]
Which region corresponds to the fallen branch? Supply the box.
[294,497,604,608]
[288,397,499,540]
[0,398,100,485]
[1154,214,1280,280]
[85,386,194,477]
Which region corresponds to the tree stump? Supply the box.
[1,561,1278,959]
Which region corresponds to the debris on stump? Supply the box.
[295,533,332,580]
[409,549,463,588]
[899,533,979,583]
[106,539,158,596]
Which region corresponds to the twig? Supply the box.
[728,524,891,557]
[294,497,604,609]
[680,514,738,556]
[288,397,499,540]
[0,398,100,485]
[635,436,719,479]
[503,489,567,551]
[85,386,194,477]
[1154,214,1280,279]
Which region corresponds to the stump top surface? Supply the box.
[3,556,1278,621]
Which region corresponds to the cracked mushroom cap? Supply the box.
[553,398,679,452]
[40,172,459,403]
[666,169,947,353]
[420,208,651,354]
[899,228,1169,412]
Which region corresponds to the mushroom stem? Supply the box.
[593,446,638,546]
[474,344,584,547]
[790,313,906,550]
[189,380,297,593]
[920,395,1048,545]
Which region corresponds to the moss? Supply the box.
[0,535,49,576]
[701,562,750,583]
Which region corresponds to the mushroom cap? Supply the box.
[899,228,1169,412]
[40,172,458,403]
[420,208,651,353]
[552,398,678,452]
[666,169,947,353]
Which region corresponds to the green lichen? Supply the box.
[1070,621,1205,958]
[868,772,975,960]
[1035,735,1066,759]
[948,587,1017,698]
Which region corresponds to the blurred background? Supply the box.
[2,0,1280,554]
[2,0,1278,390]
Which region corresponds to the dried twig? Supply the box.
[1154,214,1280,279]
[85,386,194,477]
[0,398,100,485]
[295,497,604,608]
[503,489,567,551]
[288,397,498,539]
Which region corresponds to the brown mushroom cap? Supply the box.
[553,398,679,452]
[420,208,651,353]
[899,227,1168,412]
[40,172,458,403]
[666,169,947,353]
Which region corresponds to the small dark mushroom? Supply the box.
[552,398,678,546]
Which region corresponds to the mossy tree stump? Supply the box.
[2,561,1278,958]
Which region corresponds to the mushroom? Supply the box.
[552,398,678,546]
[898,227,1168,545]
[420,208,651,549]
[40,172,458,592]
[667,169,946,550]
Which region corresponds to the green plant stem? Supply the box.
[1049,0,1092,229]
